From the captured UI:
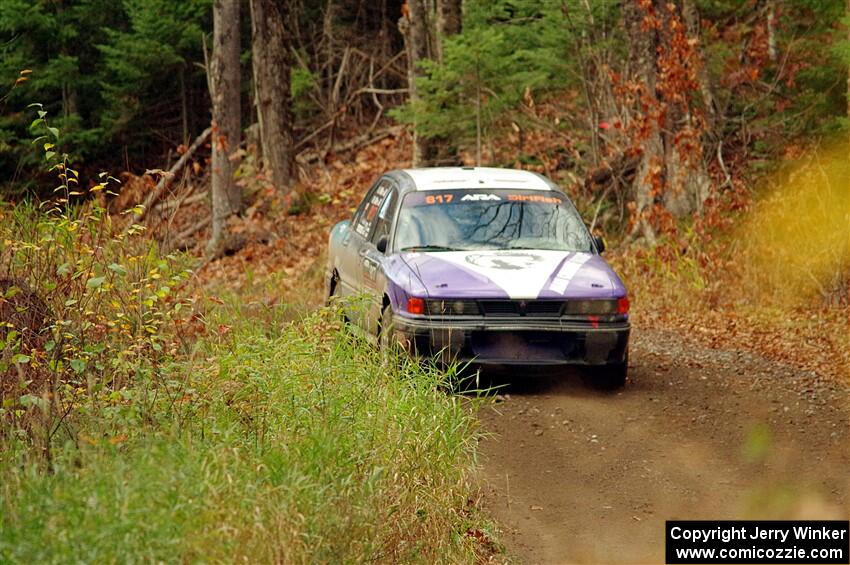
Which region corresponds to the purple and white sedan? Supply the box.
[326,167,630,387]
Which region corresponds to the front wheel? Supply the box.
[584,353,628,390]
[379,305,405,368]
[327,273,339,303]
[327,274,349,323]
[379,305,397,351]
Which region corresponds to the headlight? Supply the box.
[426,299,480,315]
[563,299,619,315]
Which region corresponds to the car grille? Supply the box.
[426,299,624,318]
[480,300,563,317]
[480,301,521,316]
[525,301,564,316]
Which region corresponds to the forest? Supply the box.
[0,0,848,562]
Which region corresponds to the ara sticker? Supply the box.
[460,193,502,201]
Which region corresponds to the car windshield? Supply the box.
[395,189,594,252]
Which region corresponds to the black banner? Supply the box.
[666,520,849,564]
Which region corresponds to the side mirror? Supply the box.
[376,234,388,254]
[594,236,606,254]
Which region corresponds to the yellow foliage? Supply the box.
[740,143,850,307]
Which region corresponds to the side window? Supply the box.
[354,180,390,238]
[370,188,398,248]
[352,181,379,235]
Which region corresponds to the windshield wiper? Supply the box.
[504,244,576,252]
[400,245,459,252]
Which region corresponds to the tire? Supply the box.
[379,305,404,368]
[585,351,628,390]
[327,273,340,303]
[327,274,349,323]
[379,304,396,351]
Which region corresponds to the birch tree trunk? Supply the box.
[208,0,242,255]
[250,0,295,200]
[767,0,778,63]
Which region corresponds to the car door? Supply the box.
[360,181,399,334]
[336,179,382,319]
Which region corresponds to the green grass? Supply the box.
[0,307,489,563]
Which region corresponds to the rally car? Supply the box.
[326,167,630,387]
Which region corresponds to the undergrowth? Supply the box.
[0,305,489,563]
[0,108,492,562]
[609,143,850,380]
[0,200,193,460]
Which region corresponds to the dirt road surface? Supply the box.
[480,327,850,564]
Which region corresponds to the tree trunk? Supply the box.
[208,0,242,255]
[624,0,711,237]
[767,0,777,63]
[400,0,434,167]
[437,0,461,37]
[179,65,189,144]
[682,0,716,131]
[400,0,462,166]
[662,0,711,217]
[431,0,463,166]
[624,0,661,242]
[666,142,711,216]
[435,0,461,62]
[250,0,296,200]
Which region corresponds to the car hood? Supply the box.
[399,250,625,300]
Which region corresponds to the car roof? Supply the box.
[389,167,558,193]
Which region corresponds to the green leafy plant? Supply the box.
[0,106,193,463]
[391,0,569,158]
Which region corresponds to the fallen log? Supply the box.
[125,127,211,230]
[165,216,212,253]
[584,153,640,193]
[153,190,209,213]
[295,126,402,165]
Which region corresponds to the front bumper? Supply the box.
[391,315,630,367]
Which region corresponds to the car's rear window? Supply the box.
[395,189,593,253]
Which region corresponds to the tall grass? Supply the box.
[615,141,850,311]
[738,143,850,308]
[0,109,492,562]
[610,141,850,381]
[0,305,487,563]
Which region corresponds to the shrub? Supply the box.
[0,195,192,459]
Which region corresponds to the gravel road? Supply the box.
[479,327,850,564]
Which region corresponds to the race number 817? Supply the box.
[425,194,453,204]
